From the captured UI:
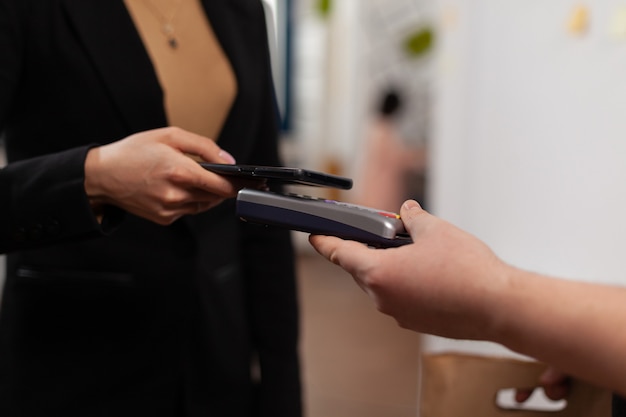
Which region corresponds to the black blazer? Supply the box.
[0,146,115,253]
[0,1,301,416]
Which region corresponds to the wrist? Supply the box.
[485,263,530,349]
[84,146,107,222]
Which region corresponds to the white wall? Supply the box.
[424,0,626,355]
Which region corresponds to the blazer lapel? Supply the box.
[61,0,167,133]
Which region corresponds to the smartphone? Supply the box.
[236,188,412,248]
[200,163,353,190]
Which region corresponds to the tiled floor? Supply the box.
[296,248,421,417]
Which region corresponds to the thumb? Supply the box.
[399,200,429,237]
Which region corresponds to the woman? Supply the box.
[0,0,301,416]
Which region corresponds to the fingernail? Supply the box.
[219,150,236,164]
[402,200,420,210]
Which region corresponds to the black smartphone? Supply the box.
[200,163,353,190]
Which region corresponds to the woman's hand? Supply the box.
[84,127,257,225]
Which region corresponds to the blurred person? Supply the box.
[310,199,626,416]
[352,88,427,212]
[0,1,301,416]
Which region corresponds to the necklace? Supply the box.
[142,0,184,49]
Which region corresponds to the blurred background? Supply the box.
[263,1,431,415]
[4,0,626,415]
[265,0,626,416]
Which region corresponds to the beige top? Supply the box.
[124,0,237,140]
